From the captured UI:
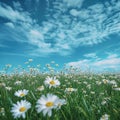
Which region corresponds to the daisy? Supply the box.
[14,89,29,97]
[102,79,109,84]
[37,85,45,91]
[65,87,77,93]
[56,99,66,109]
[113,87,120,91]
[14,80,22,85]
[11,100,31,119]
[36,94,63,117]
[100,114,109,120]
[44,76,60,88]
[0,107,5,116]
[5,86,12,91]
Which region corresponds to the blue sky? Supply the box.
[0,0,120,73]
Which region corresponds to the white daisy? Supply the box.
[36,94,61,117]
[56,99,66,109]
[0,107,5,116]
[100,114,109,120]
[14,80,22,85]
[14,89,29,97]
[65,87,77,93]
[5,86,12,91]
[37,85,45,91]
[102,79,109,84]
[113,87,120,91]
[44,76,60,88]
[11,100,31,119]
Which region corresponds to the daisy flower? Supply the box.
[102,79,109,84]
[44,76,60,88]
[14,89,29,97]
[14,80,22,85]
[36,94,64,117]
[37,85,45,91]
[0,107,5,116]
[5,86,12,91]
[113,87,120,91]
[100,114,109,120]
[65,87,77,93]
[56,99,66,109]
[11,100,31,119]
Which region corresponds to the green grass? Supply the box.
[0,73,120,120]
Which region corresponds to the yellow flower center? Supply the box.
[46,102,54,107]
[50,80,55,85]
[104,80,108,84]
[20,93,25,97]
[19,107,26,112]
[68,88,73,91]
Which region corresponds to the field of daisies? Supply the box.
[0,62,120,120]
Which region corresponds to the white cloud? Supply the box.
[0,3,32,23]
[66,54,120,72]
[94,58,120,66]
[29,30,44,41]
[69,9,79,16]
[0,0,120,56]
[67,59,89,67]
[5,22,14,28]
[84,53,97,58]
[63,0,84,8]
[43,0,120,51]
[107,54,118,59]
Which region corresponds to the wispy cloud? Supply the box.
[66,53,120,72]
[0,0,120,56]
[63,0,84,8]
[84,53,98,59]
[0,2,32,23]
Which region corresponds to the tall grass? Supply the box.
[0,64,120,120]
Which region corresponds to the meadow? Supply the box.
[0,63,120,120]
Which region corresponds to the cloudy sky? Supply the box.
[0,0,120,72]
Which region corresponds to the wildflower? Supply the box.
[14,89,29,97]
[65,87,77,93]
[109,80,117,85]
[37,64,41,68]
[100,114,109,120]
[0,83,6,87]
[44,76,60,88]
[87,84,91,89]
[5,86,12,91]
[14,81,22,85]
[82,90,87,94]
[91,91,95,94]
[83,81,88,84]
[56,99,66,109]
[11,100,31,119]
[5,64,12,68]
[0,107,5,116]
[37,85,44,91]
[96,81,102,85]
[36,94,66,117]
[55,64,59,67]
[102,79,109,84]
[113,87,120,91]
[28,59,33,62]
[101,100,107,105]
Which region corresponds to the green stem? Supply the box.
[61,109,67,120]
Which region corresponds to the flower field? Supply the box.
[0,65,120,120]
